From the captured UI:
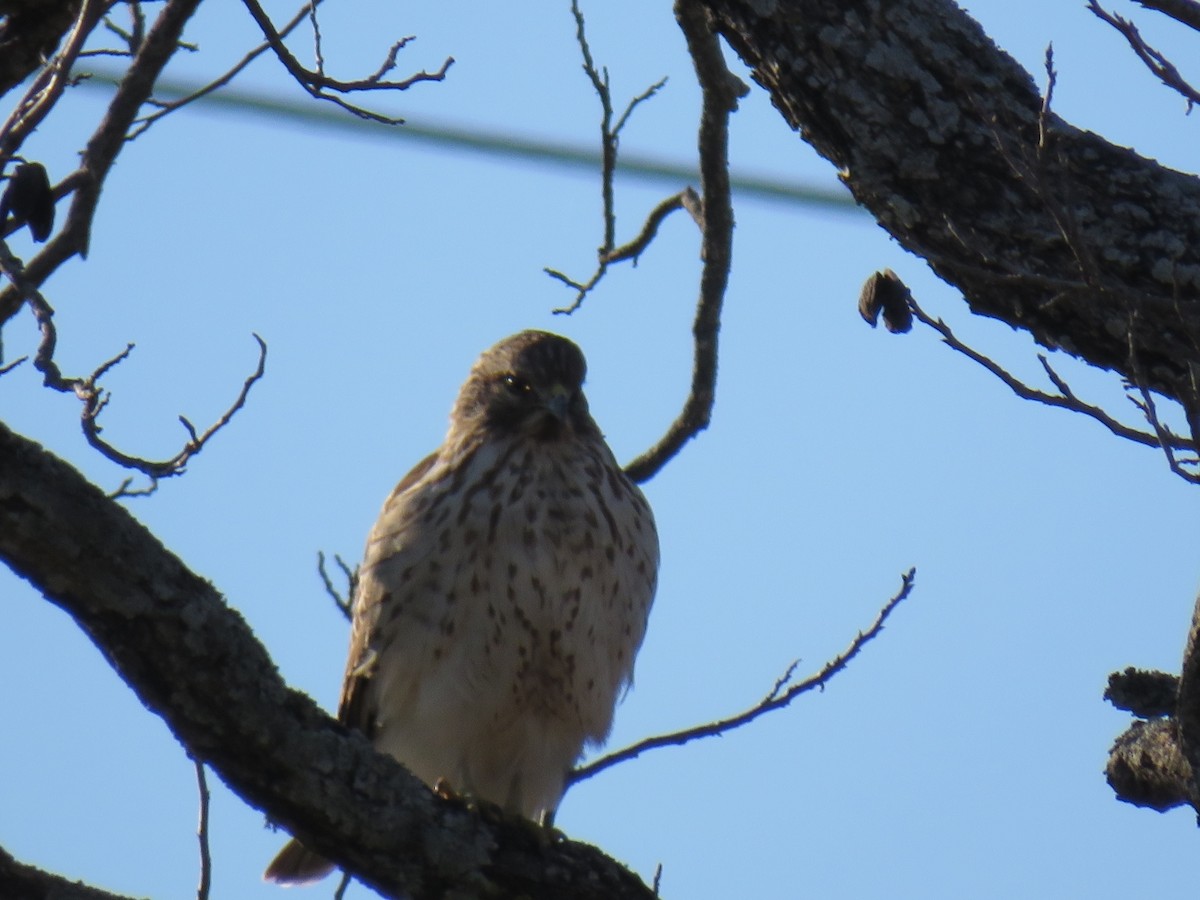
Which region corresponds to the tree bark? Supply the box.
[0,421,654,900]
[704,0,1200,412]
[0,844,142,900]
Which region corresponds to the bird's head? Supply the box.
[453,330,599,442]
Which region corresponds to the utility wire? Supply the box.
[75,70,861,214]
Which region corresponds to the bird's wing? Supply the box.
[336,450,441,737]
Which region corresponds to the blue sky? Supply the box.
[3,1,1199,898]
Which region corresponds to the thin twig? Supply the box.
[308,0,326,78]
[0,243,269,483]
[193,760,212,900]
[129,1,322,139]
[613,77,669,139]
[548,1,673,314]
[568,568,916,788]
[333,871,352,899]
[1125,313,1200,482]
[623,0,746,483]
[908,295,1194,452]
[109,476,161,499]
[317,551,356,620]
[0,355,27,376]
[1035,45,1100,285]
[602,187,702,266]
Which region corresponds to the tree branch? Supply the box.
[0,843,140,900]
[1135,0,1200,32]
[0,238,268,487]
[1089,0,1200,110]
[624,0,746,483]
[0,0,207,327]
[907,293,1196,458]
[238,0,452,124]
[570,568,915,787]
[0,420,655,900]
[546,0,673,314]
[702,0,1200,419]
[193,760,212,900]
[128,0,323,139]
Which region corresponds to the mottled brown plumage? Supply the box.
[264,331,658,884]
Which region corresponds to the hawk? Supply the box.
[265,330,659,883]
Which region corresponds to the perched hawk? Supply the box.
[265,330,659,883]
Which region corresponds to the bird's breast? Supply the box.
[425,436,657,736]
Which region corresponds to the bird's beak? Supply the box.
[543,383,570,420]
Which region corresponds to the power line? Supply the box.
[76,71,861,214]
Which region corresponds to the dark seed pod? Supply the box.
[858,268,913,334]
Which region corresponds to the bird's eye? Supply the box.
[501,374,532,397]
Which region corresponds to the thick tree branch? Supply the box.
[703,0,1200,415]
[0,420,655,900]
[0,843,139,900]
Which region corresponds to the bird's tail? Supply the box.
[263,837,336,885]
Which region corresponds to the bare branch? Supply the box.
[568,568,916,788]
[0,355,26,376]
[1126,318,1200,482]
[624,0,745,483]
[603,187,702,266]
[549,2,674,314]
[238,0,452,124]
[130,1,322,139]
[547,188,702,314]
[613,77,669,139]
[1089,0,1200,110]
[193,760,212,900]
[109,476,160,500]
[317,550,357,621]
[308,1,327,78]
[0,241,268,484]
[907,295,1196,456]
